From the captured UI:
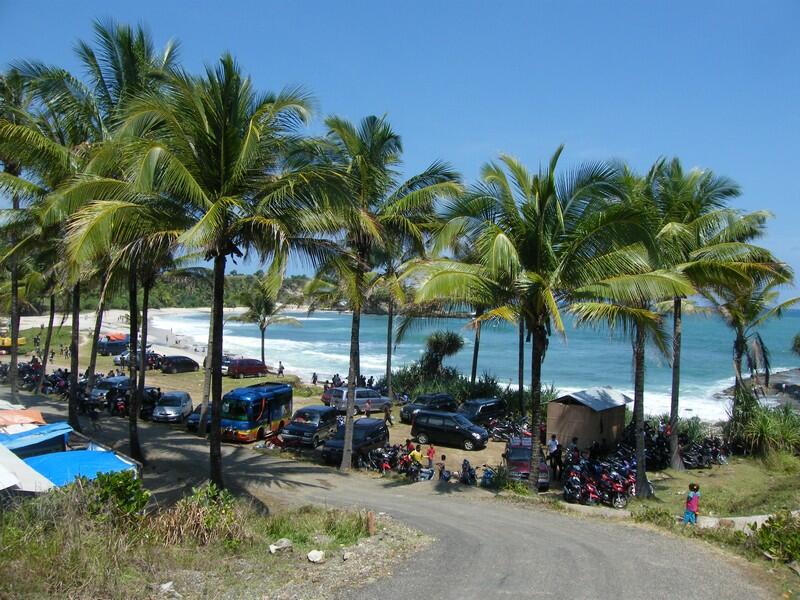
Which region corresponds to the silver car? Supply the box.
[151,391,193,423]
[330,387,391,414]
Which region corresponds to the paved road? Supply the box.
[26,395,770,600]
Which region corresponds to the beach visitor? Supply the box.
[426,444,436,469]
[437,454,449,480]
[364,398,372,418]
[547,433,559,455]
[277,361,284,376]
[684,483,700,525]
[367,375,374,388]
[409,444,423,466]
[312,372,318,385]
[383,404,394,426]
[405,438,415,453]
[551,444,563,480]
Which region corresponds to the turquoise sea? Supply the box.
[151,309,800,421]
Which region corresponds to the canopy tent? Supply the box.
[0,443,54,493]
[0,422,71,459]
[547,387,633,448]
[104,332,128,341]
[24,449,137,487]
[0,409,46,427]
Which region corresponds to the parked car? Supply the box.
[321,418,389,464]
[457,398,508,426]
[399,392,458,424]
[151,391,193,423]
[280,405,338,447]
[326,387,391,414]
[186,404,209,433]
[505,436,533,480]
[226,358,268,379]
[160,356,200,374]
[220,354,234,375]
[98,340,128,356]
[411,410,489,451]
[114,350,163,369]
[89,376,132,408]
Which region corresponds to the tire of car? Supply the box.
[170,367,177,374]
[193,365,199,372]
[463,438,475,451]
[312,435,320,447]
[257,427,265,440]
[417,432,429,444]
[237,372,244,379]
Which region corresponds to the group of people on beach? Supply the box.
[319,373,378,390]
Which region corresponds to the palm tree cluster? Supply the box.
[0,20,794,490]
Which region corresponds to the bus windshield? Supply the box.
[221,398,250,421]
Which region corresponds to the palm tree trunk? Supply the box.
[134,280,151,466]
[385,299,393,401]
[199,309,213,436]
[8,192,19,403]
[732,328,746,405]
[470,307,483,387]
[209,254,226,488]
[669,297,684,470]
[127,266,143,462]
[68,282,81,432]
[260,326,266,365]
[340,286,362,471]
[85,299,105,392]
[36,294,55,396]
[530,322,547,430]
[518,318,525,416]
[633,324,651,497]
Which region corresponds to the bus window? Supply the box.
[270,391,292,421]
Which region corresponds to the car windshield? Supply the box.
[452,414,474,428]
[459,404,479,417]
[508,447,531,461]
[333,426,372,441]
[221,398,250,421]
[292,410,321,424]
[158,395,183,407]
[95,381,114,391]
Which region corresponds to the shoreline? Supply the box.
[18,308,799,420]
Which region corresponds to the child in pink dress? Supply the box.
[684,483,700,525]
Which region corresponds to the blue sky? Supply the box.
[2,1,799,293]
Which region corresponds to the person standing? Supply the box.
[684,483,700,525]
[364,398,372,418]
[383,404,394,427]
[426,444,436,469]
[312,372,318,385]
[277,361,284,377]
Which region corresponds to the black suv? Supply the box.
[458,398,507,426]
[321,418,389,464]
[281,405,339,447]
[411,410,489,451]
[399,393,458,424]
[160,356,200,374]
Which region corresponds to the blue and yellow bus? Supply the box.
[220,383,293,442]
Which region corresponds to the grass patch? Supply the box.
[0,475,372,599]
[17,325,73,356]
[638,454,800,517]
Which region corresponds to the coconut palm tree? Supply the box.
[702,277,798,398]
[420,147,645,428]
[85,54,334,487]
[569,167,696,495]
[232,278,301,365]
[0,68,34,403]
[305,115,461,470]
[647,157,782,468]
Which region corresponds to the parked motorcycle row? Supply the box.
[357,443,494,487]
[486,416,532,442]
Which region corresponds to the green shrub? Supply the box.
[761,450,800,475]
[87,471,150,518]
[750,511,800,562]
[151,482,245,547]
[263,505,369,547]
[725,387,800,456]
[631,506,676,528]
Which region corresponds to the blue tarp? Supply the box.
[24,449,136,487]
[0,422,72,450]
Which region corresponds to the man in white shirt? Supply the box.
[547,434,559,456]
